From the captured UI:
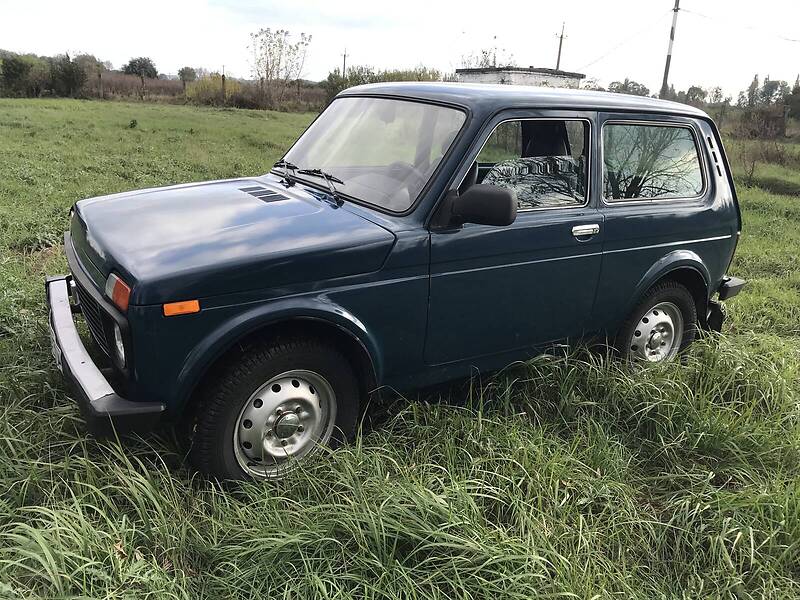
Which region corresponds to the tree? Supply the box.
[249,28,311,107]
[709,86,724,104]
[124,57,157,99]
[736,91,747,108]
[123,57,157,79]
[685,85,707,105]
[661,84,678,101]
[746,74,759,107]
[787,76,800,119]
[757,76,790,105]
[608,78,650,97]
[26,56,50,97]
[49,53,87,97]
[178,66,197,91]
[460,45,516,69]
[760,76,779,105]
[0,55,31,96]
[323,65,442,103]
[74,54,106,75]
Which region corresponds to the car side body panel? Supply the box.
[591,113,739,332]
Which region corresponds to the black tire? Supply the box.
[614,280,698,362]
[189,336,360,481]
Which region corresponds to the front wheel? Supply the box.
[190,337,360,480]
[615,280,697,363]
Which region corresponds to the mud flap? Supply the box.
[706,300,725,333]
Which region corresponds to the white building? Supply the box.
[455,67,585,89]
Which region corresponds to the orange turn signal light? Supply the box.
[163,299,200,317]
[105,273,131,312]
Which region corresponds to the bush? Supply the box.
[186,74,242,106]
[84,71,182,101]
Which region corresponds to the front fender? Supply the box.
[625,249,711,315]
[172,296,383,412]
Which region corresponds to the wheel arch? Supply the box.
[629,250,711,326]
[173,299,382,416]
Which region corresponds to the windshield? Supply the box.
[282,97,466,212]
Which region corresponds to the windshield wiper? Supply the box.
[272,159,299,186]
[296,168,345,207]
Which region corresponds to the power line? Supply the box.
[681,8,800,44]
[576,10,671,72]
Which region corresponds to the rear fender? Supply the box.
[625,249,711,319]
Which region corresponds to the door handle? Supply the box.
[572,224,600,238]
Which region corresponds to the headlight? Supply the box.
[113,323,126,366]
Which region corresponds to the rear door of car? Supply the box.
[593,112,735,331]
[424,109,604,365]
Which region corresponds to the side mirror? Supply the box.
[450,184,517,227]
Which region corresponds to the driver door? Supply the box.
[424,111,603,365]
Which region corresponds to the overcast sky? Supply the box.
[1,0,798,97]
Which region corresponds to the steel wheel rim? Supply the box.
[233,369,337,479]
[628,301,684,362]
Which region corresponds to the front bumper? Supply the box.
[46,275,165,434]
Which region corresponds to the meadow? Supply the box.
[0,99,799,598]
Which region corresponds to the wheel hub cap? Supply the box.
[273,412,301,439]
[233,369,337,479]
[628,301,684,362]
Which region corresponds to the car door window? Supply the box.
[475,119,590,210]
[602,123,704,201]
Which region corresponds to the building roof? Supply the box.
[339,81,710,119]
[455,66,586,79]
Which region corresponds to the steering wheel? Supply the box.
[386,161,427,187]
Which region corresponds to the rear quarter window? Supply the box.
[603,122,704,201]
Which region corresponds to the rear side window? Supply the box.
[603,123,704,201]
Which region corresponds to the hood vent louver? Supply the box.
[239,186,290,203]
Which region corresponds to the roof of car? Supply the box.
[339,82,710,119]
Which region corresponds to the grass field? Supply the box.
[1,99,799,598]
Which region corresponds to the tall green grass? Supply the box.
[1,99,799,598]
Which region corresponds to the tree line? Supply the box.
[2,33,799,121]
[0,33,324,112]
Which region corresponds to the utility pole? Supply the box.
[342,49,348,77]
[555,22,566,71]
[660,0,680,99]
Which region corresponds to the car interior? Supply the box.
[458,119,589,210]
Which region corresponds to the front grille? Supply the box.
[75,281,110,356]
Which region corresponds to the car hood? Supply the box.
[70,176,396,305]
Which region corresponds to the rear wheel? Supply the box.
[615,280,697,362]
[190,337,359,480]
